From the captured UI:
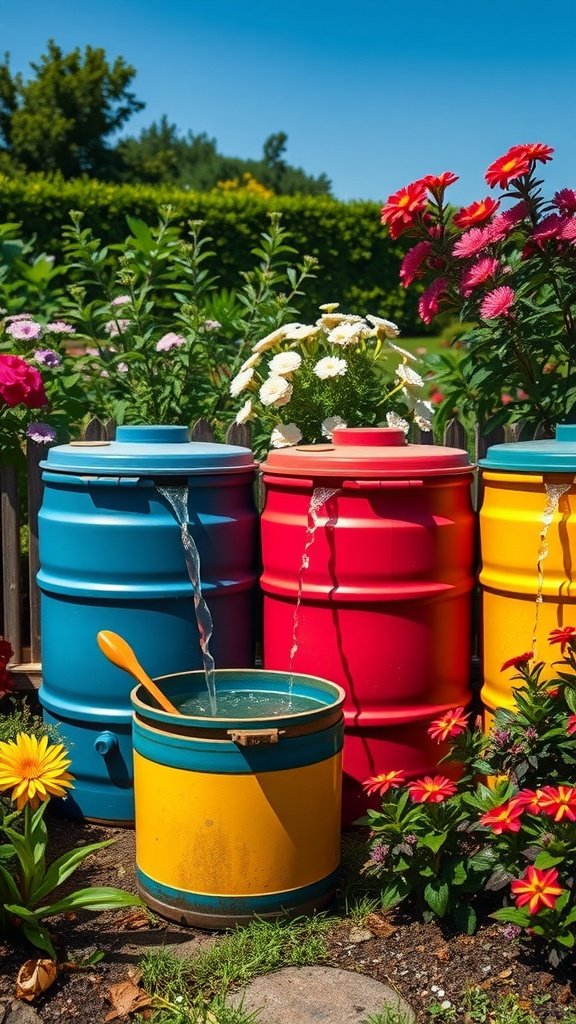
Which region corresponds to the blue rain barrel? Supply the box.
[37,425,258,823]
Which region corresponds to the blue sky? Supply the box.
[1,0,575,205]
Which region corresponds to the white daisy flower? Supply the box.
[235,398,254,425]
[319,302,340,312]
[386,411,410,433]
[328,322,370,347]
[366,314,400,338]
[313,356,348,379]
[283,323,319,342]
[268,351,302,376]
[317,312,364,330]
[395,363,425,390]
[252,326,288,354]
[229,367,255,397]
[321,415,347,439]
[259,375,293,407]
[270,422,303,448]
[387,340,417,362]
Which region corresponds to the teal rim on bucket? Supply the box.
[130,669,346,731]
[480,424,576,472]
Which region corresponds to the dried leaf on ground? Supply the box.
[115,909,151,931]
[348,926,374,944]
[103,977,154,1021]
[15,958,58,1001]
[364,913,398,939]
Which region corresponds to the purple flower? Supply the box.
[6,320,42,341]
[404,834,418,845]
[104,319,131,336]
[26,422,57,444]
[45,321,75,334]
[156,332,186,352]
[371,843,390,864]
[525,727,538,741]
[491,728,512,748]
[34,349,62,368]
[501,924,522,940]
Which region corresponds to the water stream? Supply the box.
[289,487,341,685]
[532,480,573,653]
[158,485,217,715]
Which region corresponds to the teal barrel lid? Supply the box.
[480,424,576,472]
[41,425,256,475]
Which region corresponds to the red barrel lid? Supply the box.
[261,427,472,479]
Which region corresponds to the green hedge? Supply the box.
[0,174,423,332]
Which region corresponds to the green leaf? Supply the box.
[451,901,477,934]
[0,863,22,903]
[419,833,446,854]
[35,887,143,919]
[555,932,575,948]
[20,919,56,959]
[423,880,450,918]
[491,907,530,926]
[30,838,116,905]
[534,852,565,870]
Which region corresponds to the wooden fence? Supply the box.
[0,416,531,691]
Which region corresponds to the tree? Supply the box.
[0,40,144,177]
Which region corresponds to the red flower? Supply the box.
[548,625,576,652]
[510,143,554,165]
[480,286,515,319]
[418,277,448,324]
[363,770,406,796]
[567,714,576,736]
[400,241,431,288]
[0,638,13,663]
[422,171,459,191]
[553,188,576,214]
[380,181,429,238]
[538,785,576,822]
[546,685,562,698]
[511,866,563,915]
[408,775,457,803]
[427,707,469,742]
[460,257,499,297]
[0,355,47,408]
[479,800,524,834]
[514,788,547,814]
[452,225,493,260]
[501,651,533,672]
[485,148,532,189]
[453,197,500,228]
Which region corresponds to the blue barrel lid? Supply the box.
[480,424,576,472]
[41,425,256,475]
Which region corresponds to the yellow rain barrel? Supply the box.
[131,669,345,928]
[479,424,576,718]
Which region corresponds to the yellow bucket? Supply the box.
[131,669,345,928]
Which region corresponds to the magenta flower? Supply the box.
[553,188,576,213]
[418,277,449,324]
[531,213,566,245]
[34,349,61,368]
[480,286,515,319]
[156,332,186,352]
[452,226,492,259]
[6,319,42,341]
[45,321,75,334]
[461,257,499,297]
[488,201,528,241]
[400,241,431,288]
[26,422,57,444]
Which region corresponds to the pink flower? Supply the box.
[461,257,499,297]
[418,277,449,324]
[480,286,515,319]
[45,321,75,334]
[156,332,186,352]
[452,226,492,259]
[531,213,566,245]
[488,201,528,241]
[4,313,33,322]
[104,319,131,336]
[553,188,576,214]
[400,241,431,288]
[6,319,42,341]
[559,218,576,242]
[111,295,131,306]
[0,355,47,408]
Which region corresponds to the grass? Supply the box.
[361,1009,413,1024]
[426,985,576,1024]
[139,915,330,1022]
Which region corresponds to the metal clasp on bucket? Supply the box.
[227,728,284,746]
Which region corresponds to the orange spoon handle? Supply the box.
[97,630,181,715]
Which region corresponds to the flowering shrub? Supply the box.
[380,145,576,435]
[229,303,432,454]
[0,732,142,957]
[361,628,576,964]
[0,638,13,700]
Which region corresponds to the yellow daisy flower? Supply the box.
[0,732,74,810]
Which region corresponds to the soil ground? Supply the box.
[0,819,574,1023]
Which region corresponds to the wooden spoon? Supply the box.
[97,630,181,715]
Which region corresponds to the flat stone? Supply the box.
[2,1001,43,1024]
[227,965,415,1023]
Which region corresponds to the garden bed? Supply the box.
[0,820,574,1023]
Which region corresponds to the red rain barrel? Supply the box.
[260,427,475,824]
